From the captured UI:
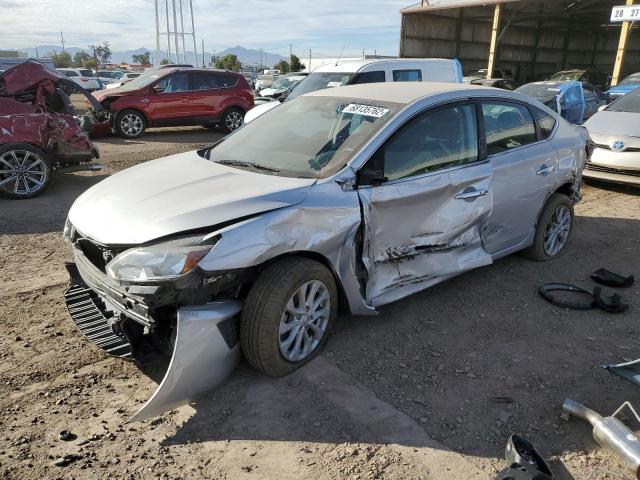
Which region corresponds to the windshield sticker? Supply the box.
[342,104,390,118]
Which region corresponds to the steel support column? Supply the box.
[612,0,636,86]
[486,4,501,78]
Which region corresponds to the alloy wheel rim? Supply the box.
[278,280,330,362]
[121,113,143,136]
[544,205,571,256]
[225,111,243,131]
[0,150,47,195]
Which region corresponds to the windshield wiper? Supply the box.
[216,159,280,173]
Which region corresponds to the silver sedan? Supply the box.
[584,87,640,186]
[63,82,589,420]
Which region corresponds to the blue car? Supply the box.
[608,72,640,100]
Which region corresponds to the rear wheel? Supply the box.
[240,258,337,377]
[523,193,574,261]
[115,109,147,138]
[0,144,52,199]
[221,108,244,133]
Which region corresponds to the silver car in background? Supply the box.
[63,82,589,421]
[584,87,640,186]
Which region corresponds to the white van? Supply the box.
[245,58,463,123]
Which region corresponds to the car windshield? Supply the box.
[116,71,167,89]
[271,76,304,90]
[287,72,353,100]
[203,96,401,179]
[549,71,583,81]
[606,88,640,113]
[618,74,640,86]
[516,83,562,98]
[80,69,96,77]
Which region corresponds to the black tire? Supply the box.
[221,107,244,133]
[115,109,147,139]
[240,257,338,377]
[0,143,52,199]
[523,193,574,261]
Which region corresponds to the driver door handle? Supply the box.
[454,188,489,201]
[536,165,555,176]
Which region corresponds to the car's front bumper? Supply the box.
[583,147,640,186]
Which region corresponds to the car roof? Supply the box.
[306,81,482,105]
[313,58,456,74]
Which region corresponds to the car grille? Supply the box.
[75,238,126,273]
[595,143,640,152]
[586,163,640,178]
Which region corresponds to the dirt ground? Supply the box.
[1,126,640,480]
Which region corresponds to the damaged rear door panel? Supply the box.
[357,101,494,306]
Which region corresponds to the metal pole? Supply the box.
[179,0,186,63]
[190,0,197,68]
[202,38,205,67]
[165,0,171,62]
[290,44,293,68]
[486,4,501,79]
[308,49,312,73]
[61,32,65,51]
[172,0,180,63]
[611,0,636,86]
[155,0,160,62]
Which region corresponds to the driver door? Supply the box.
[357,102,494,307]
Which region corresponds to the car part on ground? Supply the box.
[92,67,253,138]
[0,60,104,199]
[64,82,588,420]
[583,88,640,186]
[562,399,640,479]
[591,268,634,288]
[538,283,629,313]
[495,434,554,480]
[603,359,640,388]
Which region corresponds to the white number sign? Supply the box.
[611,5,640,22]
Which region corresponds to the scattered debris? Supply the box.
[591,268,634,289]
[538,283,629,313]
[58,429,76,441]
[53,454,81,467]
[495,434,554,480]
[603,358,640,387]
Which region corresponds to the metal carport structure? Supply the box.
[399,0,639,85]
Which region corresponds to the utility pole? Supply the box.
[259,48,263,71]
[202,39,205,67]
[189,0,197,68]
[171,0,180,62]
[165,0,171,62]
[179,0,186,63]
[60,32,65,51]
[289,44,293,67]
[308,49,312,73]
[154,0,160,60]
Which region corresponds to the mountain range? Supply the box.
[18,45,285,67]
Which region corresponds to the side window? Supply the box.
[582,86,596,102]
[156,73,190,93]
[382,104,478,181]
[192,73,217,90]
[482,102,537,155]
[216,73,238,88]
[350,70,385,85]
[531,106,557,139]
[393,69,422,82]
[63,71,78,77]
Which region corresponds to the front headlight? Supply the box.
[106,235,219,283]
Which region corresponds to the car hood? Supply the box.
[258,87,284,97]
[68,150,317,245]
[585,111,640,137]
[93,86,142,102]
[244,101,281,123]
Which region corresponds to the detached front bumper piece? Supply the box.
[64,261,243,422]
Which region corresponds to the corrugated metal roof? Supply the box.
[401,0,522,14]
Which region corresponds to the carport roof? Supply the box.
[401,0,520,14]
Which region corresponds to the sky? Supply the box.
[0,0,417,57]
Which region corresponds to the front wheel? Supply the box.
[523,193,574,261]
[115,109,147,139]
[240,258,337,377]
[0,144,52,199]
[221,108,244,133]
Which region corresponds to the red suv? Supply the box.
[93,68,254,138]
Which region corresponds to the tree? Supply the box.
[89,41,112,66]
[84,58,97,69]
[290,54,304,72]
[49,51,72,68]
[132,52,151,65]
[214,54,241,72]
[160,58,170,65]
[275,60,290,74]
[73,51,91,68]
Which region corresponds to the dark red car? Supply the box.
[93,68,254,138]
[0,60,104,199]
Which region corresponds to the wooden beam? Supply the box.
[611,0,636,86]
[486,4,501,78]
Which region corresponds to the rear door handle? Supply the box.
[454,188,489,201]
[536,165,555,176]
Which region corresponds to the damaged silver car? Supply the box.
[63,82,589,421]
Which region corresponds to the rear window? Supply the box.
[61,70,77,77]
[482,102,537,155]
[351,71,385,84]
[531,106,556,139]
[79,69,95,77]
[192,72,238,89]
